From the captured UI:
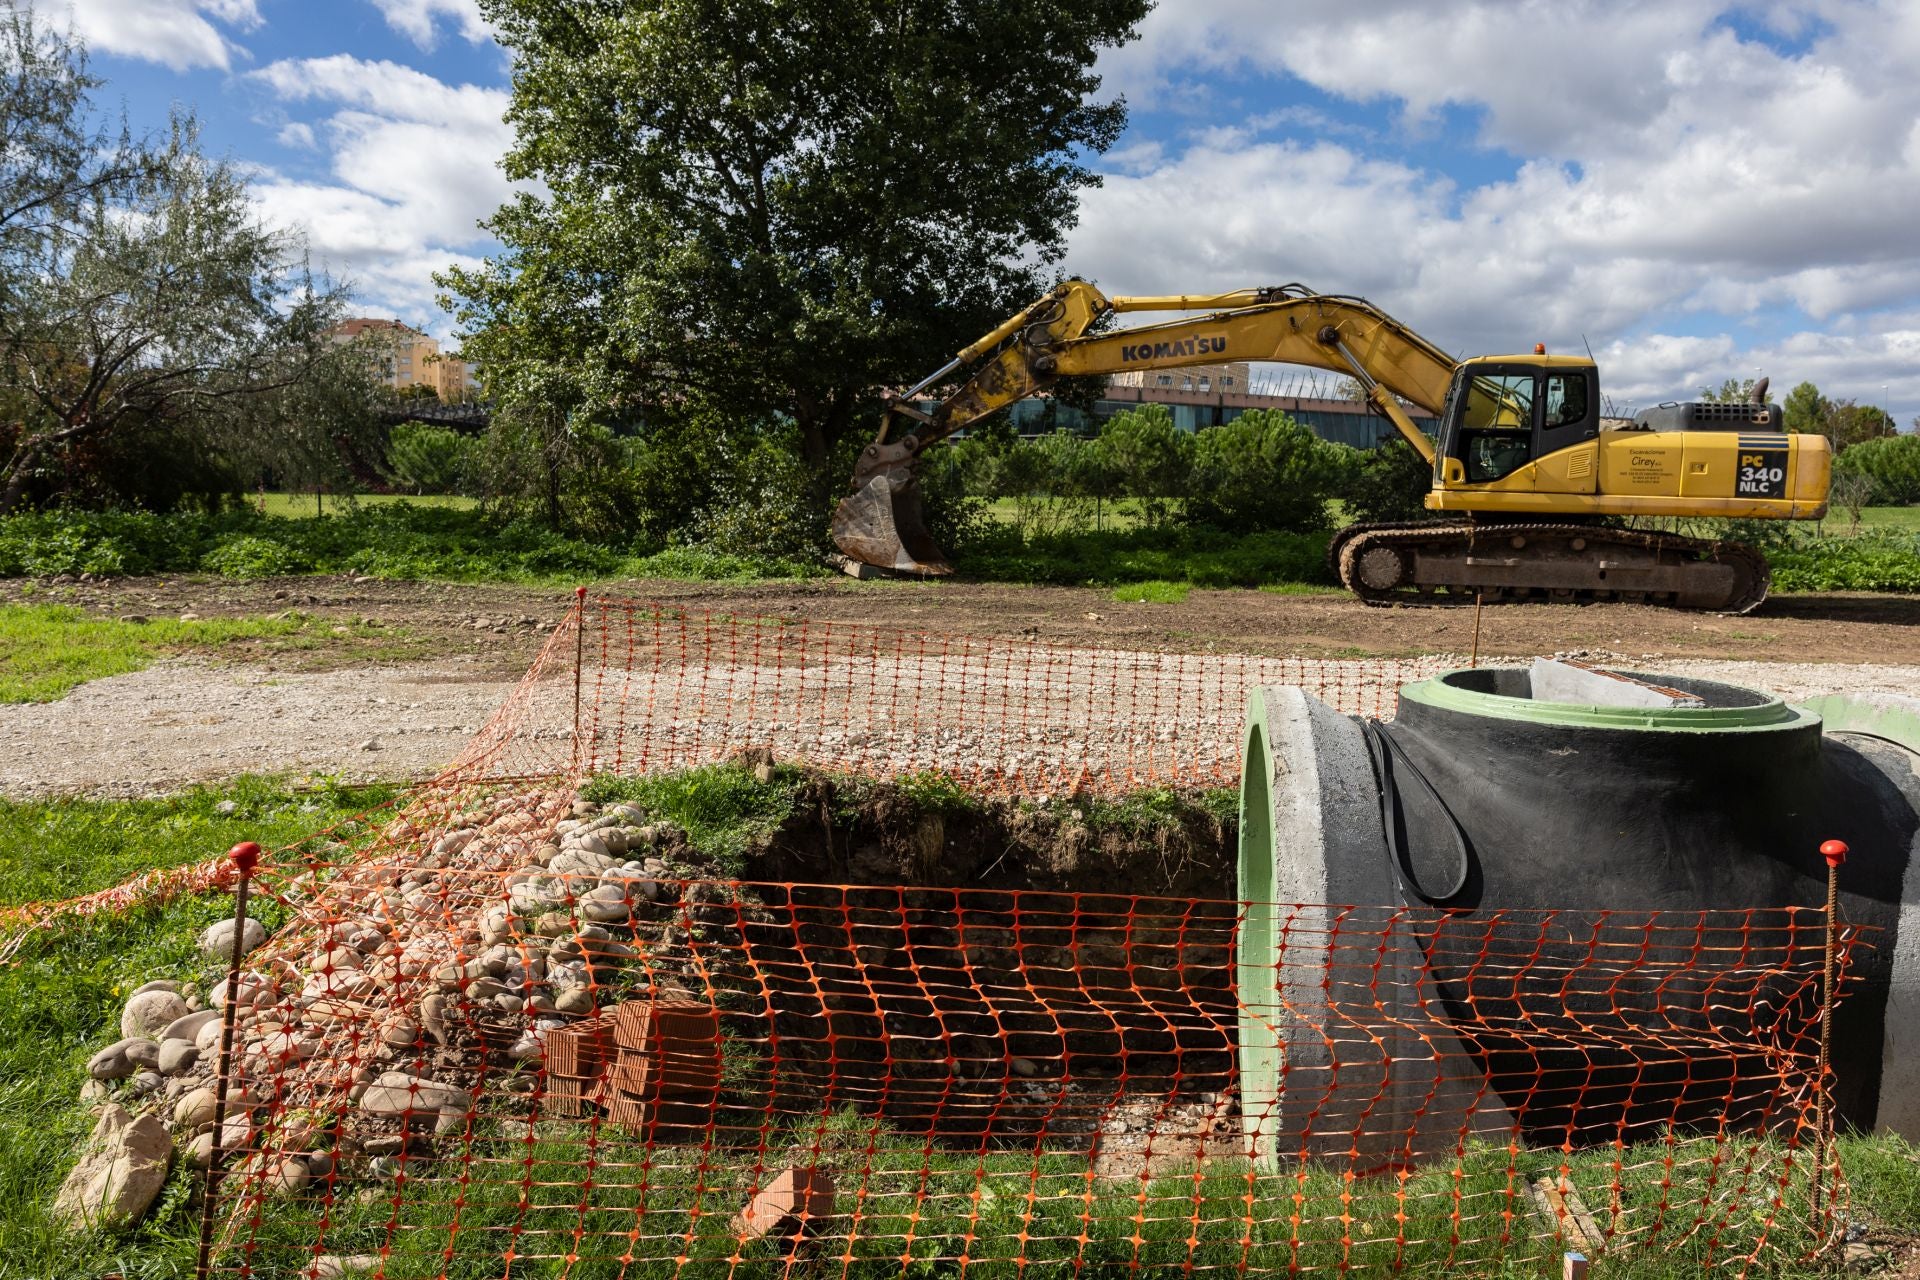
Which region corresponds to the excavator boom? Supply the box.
[832,280,1453,575]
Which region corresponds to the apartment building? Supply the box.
[330,318,478,400]
[1108,361,1253,396]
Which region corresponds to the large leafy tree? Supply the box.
[441,0,1150,520]
[0,8,367,513]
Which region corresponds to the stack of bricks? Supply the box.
[541,998,722,1136]
[543,1015,616,1118]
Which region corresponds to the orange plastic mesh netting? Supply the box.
[188,778,1857,1279]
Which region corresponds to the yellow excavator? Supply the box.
[831,280,1831,612]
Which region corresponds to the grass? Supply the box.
[253,492,479,518]
[0,777,395,1276]
[580,761,808,878]
[1110,580,1189,603]
[0,603,423,703]
[0,772,1913,1278]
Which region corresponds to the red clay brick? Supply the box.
[734,1167,836,1240]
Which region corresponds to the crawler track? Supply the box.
[1334,522,1771,614]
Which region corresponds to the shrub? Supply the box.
[385,424,477,495]
[1182,410,1346,534]
[202,534,308,578]
[1097,406,1191,527]
[1834,435,1920,507]
[1341,437,1436,525]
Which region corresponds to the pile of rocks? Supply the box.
[60,784,722,1232]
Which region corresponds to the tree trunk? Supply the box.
[0,440,44,516]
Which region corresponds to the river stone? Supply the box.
[195,1019,226,1055]
[128,1071,163,1097]
[52,1106,172,1229]
[157,1040,199,1076]
[310,1256,380,1279]
[87,1038,146,1081]
[161,1009,219,1044]
[173,1087,218,1130]
[197,917,267,960]
[359,1072,469,1120]
[267,1155,310,1197]
[181,1118,250,1170]
[123,1039,162,1069]
[121,989,190,1039]
[553,987,596,1015]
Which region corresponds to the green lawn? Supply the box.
[0,603,421,703]
[0,778,395,1276]
[253,491,478,518]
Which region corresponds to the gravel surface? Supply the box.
[5,647,1916,799]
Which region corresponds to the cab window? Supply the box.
[1544,373,1588,429]
[1460,372,1536,481]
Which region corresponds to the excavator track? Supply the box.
[1335,522,1771,614]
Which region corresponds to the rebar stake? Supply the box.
[1470,591,1485,668]
[193,839,261,1280]
[1813,836,1848,1237]
[572,585,588,774]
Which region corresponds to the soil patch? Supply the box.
[10,573,1920,667]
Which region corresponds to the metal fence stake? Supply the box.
[1813,836,1848,1237]
[572,585,588,774]
[193,840,262,1280]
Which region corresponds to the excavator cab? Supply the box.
[1434,358,1600,488]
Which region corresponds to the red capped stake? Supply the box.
[576,585,588,600]
[227,840,261,877]
[1820,839,1849,869]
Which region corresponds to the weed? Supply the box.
[581,762,805,877]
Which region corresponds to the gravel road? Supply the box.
[5,649,1916,799]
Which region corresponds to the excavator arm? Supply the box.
[832,279,1459,575]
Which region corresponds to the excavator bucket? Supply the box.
[830,466,953,577]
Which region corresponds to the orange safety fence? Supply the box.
[444,595,1458,795]
[3,597,1451,951]
[184,781,1859,1279]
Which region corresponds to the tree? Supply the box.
[1832,434,1920,507]
[1782,381,1828,435]
[0,15,357,513]
[0,8,155,298]
[1095,405,1191,528]
[1823,399,1897,453]
[1183,410,1347,534]
[1342,437,1436,525]
[440,0,1150,521]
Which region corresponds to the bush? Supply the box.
[385,424,477,496]
[1097,406,1191,527]
[961,523,1333,589]
[1766,529,1920,592]
[1183,410,1346,534]
[1342,438,1437,525]
[1834,435,1920,507]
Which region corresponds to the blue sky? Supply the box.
[40,0,1920,421]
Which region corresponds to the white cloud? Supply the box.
[364,0,492,51]
[275,121,317,150]
[40,0,261,71]
[1070,0,1920,410]
[247,56,517,332]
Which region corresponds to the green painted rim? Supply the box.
[1400,668,1816,732]
[1799,694,1920,751]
